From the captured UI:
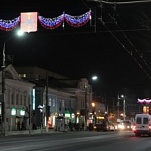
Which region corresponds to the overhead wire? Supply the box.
[101,0,151,5]
[81,0,151,80]
[112,9,151,77]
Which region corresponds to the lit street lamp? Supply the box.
[1,30,25,136]
[84,83,88,130]
[91,102,96,124]
[91,76,98,81]
[121,94,126,120]
[91,75,98,99]
[38,104,45,133]
[84,75,98,130]
[2,29,25,68]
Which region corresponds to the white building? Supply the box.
[0,64,35,132]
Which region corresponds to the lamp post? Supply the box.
[117,93,120,120]
[1,30,24,136]
[84,84,88,130]
[91,102,96,124]
[38,104,45,133]
[121,94,126,120]
[91,75,98,101]
[84,76,98,130]
[45,71,49,132]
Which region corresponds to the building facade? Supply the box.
[15,66,106,130]
[0,64,35,134]
[0,65,108,133]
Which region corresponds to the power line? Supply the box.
[87,0,151,5]
[84,0,151,80]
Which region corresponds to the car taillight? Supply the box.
[149,125,151,129]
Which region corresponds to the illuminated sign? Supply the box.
[20,110,25,116]
[11,108,16,116]
[21,12,38,32]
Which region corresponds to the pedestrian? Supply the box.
[21,121,24,130]
[17,121,20,130]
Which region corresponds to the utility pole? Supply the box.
[45,71,49,132]
[28,101,31,134]
[123,97,126,120]
[117,93,120,120]
[38,105,44,133]
[1,32,24,136]
[121,94,126,120]
[1,43,6,136]
[85,84,88,131]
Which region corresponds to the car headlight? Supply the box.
[118,124,125,129]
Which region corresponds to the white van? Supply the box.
[133,114,151,136]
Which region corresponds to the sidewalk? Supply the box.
[2,128,86,136]
[5,128,59,136]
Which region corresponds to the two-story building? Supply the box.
[0,65,104,131]
[0,64,35,134]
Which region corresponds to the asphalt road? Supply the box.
[0,130,151,151]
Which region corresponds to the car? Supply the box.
[94,123,103,131]
[94,121,116,131]
[123,120,132,130]
[107,122,115,131]
[118,120,132,130]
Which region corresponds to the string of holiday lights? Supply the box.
[64,10,91,28]
[38,14,64,30]
[137,98,151,104]
[0,16,20,31]
[0,10,91,31]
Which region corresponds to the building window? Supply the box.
[20,95,22,105]
[11,94,14,105]
[16,94,19,105]
[53,99,55,107]
[62,100,64,107]
[24,96,26,106]
[18,74,26,78]
[8,90,10,105]
[49,98,51,106]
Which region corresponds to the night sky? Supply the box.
[1,0,151,96]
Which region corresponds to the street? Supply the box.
[0,130,151,151]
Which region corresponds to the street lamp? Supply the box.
[91,75,98,99]
[84,76,98,130]
[2,30,25,67]
[121,94,126,120]
[1,30,25,136]
[38,104,45,133]
[84,83,88,130]
[91,75,98,81]
[91,102,96,124]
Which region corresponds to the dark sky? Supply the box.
[1,0,151,93]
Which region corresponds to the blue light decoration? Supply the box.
[64,10,91,28]
[0,16,20,31]
[38,14,64,30]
